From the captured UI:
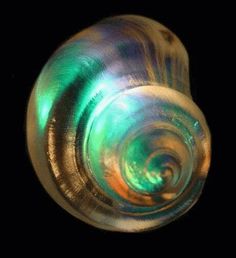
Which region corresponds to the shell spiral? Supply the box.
[27,15,211,232]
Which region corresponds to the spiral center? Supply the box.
[85,86,195,207]
[122,130,182,195]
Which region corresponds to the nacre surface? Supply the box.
[27,15,211,232]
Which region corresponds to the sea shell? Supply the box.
[27,15,211,232]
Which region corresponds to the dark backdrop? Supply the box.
[7,0,232,254]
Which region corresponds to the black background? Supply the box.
[7,0,232,254]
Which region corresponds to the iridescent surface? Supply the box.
[27,15,211,232]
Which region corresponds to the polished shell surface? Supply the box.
[27,15,211,232]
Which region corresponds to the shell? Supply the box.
[27,15,211,232]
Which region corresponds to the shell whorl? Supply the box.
[27,15,211,232]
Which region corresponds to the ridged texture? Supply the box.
[27,15,211,232]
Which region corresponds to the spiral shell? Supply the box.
[27,15,211,232]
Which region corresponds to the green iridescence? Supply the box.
[36,43,82,131]
[85,92,140,202]
[85,86,201,207]
[125,152,167,194]
[27,15,212,232]
[124,135,174,194]
[35,42,114,133]
[34,40,204,208]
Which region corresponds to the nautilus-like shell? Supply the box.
[27,15,211,232]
